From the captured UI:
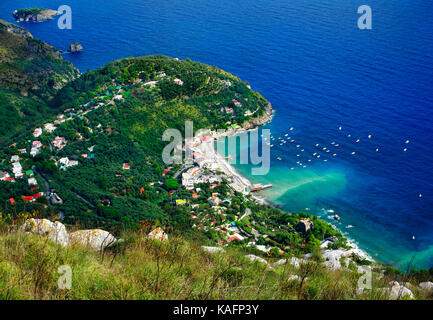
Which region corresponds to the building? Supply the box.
[181,172,194,190]
[175,199,187,206]
[222,79,232,87]
[12,162,23,178]
[232,99,242,107]
[28,177,38,186]
[0,171,9,181]
[44,123,57,133]
[57,157,79,170]
[173,78,184,86]
[52,136,67,150]
[22,196,35,202]
[227,234,244,243]
[208,196,222,206]
[33,127,43,138]
[33,192,43,199]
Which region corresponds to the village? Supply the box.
[1,76,129,206]
[0,68,326,258]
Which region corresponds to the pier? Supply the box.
[250,183,272,192]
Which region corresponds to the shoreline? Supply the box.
[201,104,376,264]
[209,103,274,204]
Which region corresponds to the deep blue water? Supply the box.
[1,0,433,268]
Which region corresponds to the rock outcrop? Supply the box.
[148,227,168,241]
[419,281,433,293]
[241,103,273,130]
[22,218,69,247]
[21,219,117,250]
[273,257,307,268]
[381,281,414,300]
[321,247,372,270]
[68,42,83,53]
[245,254,271,267]
[69,229,117,250]
[202,246,224,253]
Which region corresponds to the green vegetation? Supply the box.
[0,21,430,296]
[0,55,269,231]
[0,227,431,300]
[14,7,46,16]
[0,20,79,144]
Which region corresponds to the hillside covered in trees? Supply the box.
[0,19,79,144]
[1,22,432,293]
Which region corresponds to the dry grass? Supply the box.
[0,229,431,300]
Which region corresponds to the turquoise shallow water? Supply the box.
[1,0,433,268]
[217,123,432,269]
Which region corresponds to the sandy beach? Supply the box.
[196,125,375,264]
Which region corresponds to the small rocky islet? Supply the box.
[13,7,59,23]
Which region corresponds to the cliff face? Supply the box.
[13,8,59,22]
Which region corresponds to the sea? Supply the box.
[1,0,433,269]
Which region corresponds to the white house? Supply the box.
[173,78,184,86]
[33,127,43,138]
[44,123,57,133]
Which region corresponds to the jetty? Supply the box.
[250,183,272,192]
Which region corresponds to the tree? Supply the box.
[165,178,178,189]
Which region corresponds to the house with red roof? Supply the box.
[227,235,242,243]
[33,192,43,199]
[22,196,34,202]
